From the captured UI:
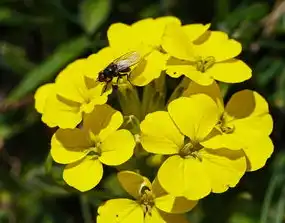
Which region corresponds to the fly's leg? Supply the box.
[102,80,112,95]
[126,73,134,87]
[117,72,129,86]
[118,72,134,87]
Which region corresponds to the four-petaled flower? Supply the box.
[97,171,197,223]
[87,16,183,87]
[183,81,274,171]
[162,23,252,85]
[140,94,246,200]
[34,59,111,129]
[50,104,135,192]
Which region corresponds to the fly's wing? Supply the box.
[113,51,141,72]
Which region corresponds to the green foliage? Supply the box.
[0,0,284,222]
[79,0,111,35]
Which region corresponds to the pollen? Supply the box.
[217,115,235,134]
[196,56,215,73]
[179,137,203,160]
[138,185,155,216]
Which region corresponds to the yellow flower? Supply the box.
[140,94,246,200]
[50,105,135,192]
[162,23,252,85]
[183,81,274,171]
[34,59,111,128]
[97,171,196,223]
[34,83,57,127]
[92,16,181,87]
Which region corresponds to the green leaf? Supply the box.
[6,36,91,102]
[254,57,284,88]
[0,8,12,22]
[0,111,38,139]
[260,152,285,223]
[0,7,51,25]
[218,3,269,33]
[79,0,111,35]
[0,41,35,75]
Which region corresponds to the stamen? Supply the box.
[196,56,215,72]
[179,138,203,160]
[88,145,101,157]
[138,185,155,217]
[217,115,235,134]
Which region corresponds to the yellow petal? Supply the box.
[194,31,242,62]
[201,129,243,150]
[34,83,55,114]
[232,115,273,139]
[168,95,219,141]
[166,64,214,85]
[145,207,167,223]
[131,17,181,48]
[201,148,246,193]
[140,111,184,155]
[51,129,90,164]
[117,171,152,199]
[85,47,116,79]
[182,23,211,41]
[165,58,190,78]
[182,80,224,112]
[42,94,82,129]
[81,75,111,113]
[131,18,156,46]
[56,62,110,113]
[162,23,194,61]
[131,50,167,86]
[63,157,103,192]
[83,104,123,141]
[158,211,189,223]
[108,23,147,55]
[99,130,135,166]
[243,136,274,171]
[55,59,88,103]
[107,23,137,51]
[152,178,197,214]
[97,199,144,223]
[225,90,273,135]
[158,155,211,200]
[156,16,181,25]
[152,16,181,47]
[207,59,252,84]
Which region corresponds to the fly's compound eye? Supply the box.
[98,72,105,82]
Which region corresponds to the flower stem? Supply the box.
[44,152,53,174]
[141,74,166,119]
[167,77,190,105]
[117,83,142,120]
[80,194,93,223]
[122,115,141,135]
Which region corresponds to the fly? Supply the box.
[97,51,141,93]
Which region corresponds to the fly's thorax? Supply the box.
[179,137,203,160]
[138,184,155,216]
[195,56,215,73]
[217,114,235,134]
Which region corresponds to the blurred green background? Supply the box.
[0,0,285,222]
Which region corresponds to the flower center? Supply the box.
[179,137,203,161]
[88,133,102,158]
[217,115,235,134]
[196,56,215,73]
[138,185,155,217]
[88,143,102,158]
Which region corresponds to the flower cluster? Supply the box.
[34,16,273,222]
